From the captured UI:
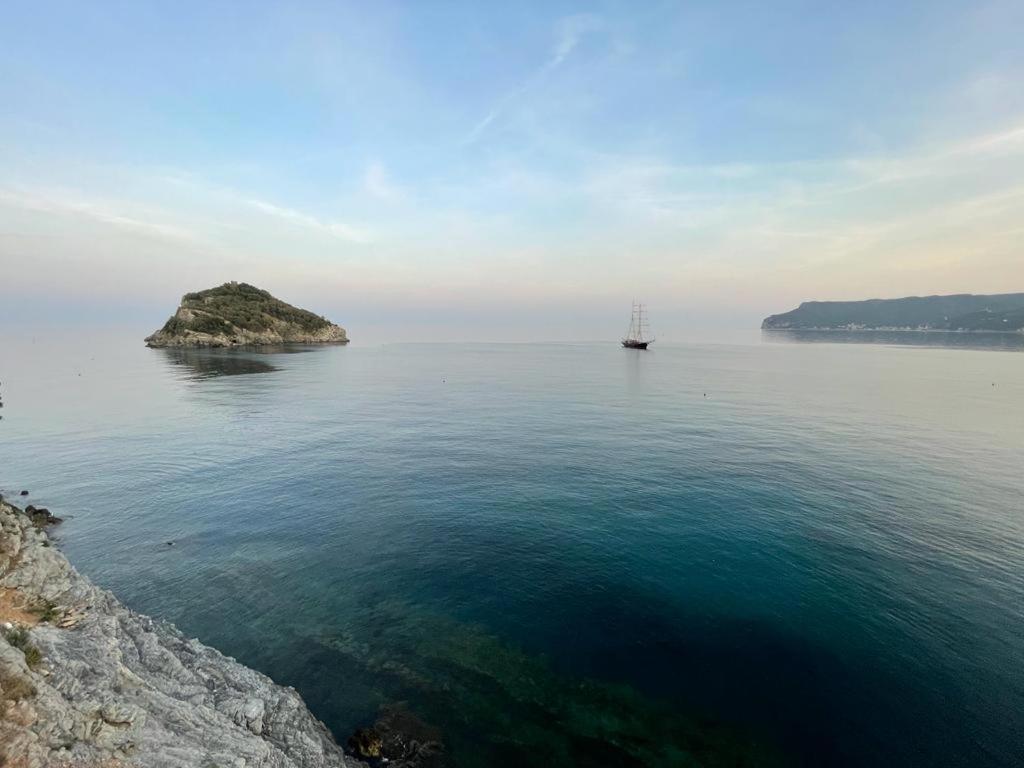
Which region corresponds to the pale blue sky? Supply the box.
[2,1,1023,340]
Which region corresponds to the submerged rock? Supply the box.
[374,705,445,768]
[348,706,445,768]
[348,727,384,758]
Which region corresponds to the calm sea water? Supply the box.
[2,331,1023,766]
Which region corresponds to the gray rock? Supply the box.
[0,499,364,768]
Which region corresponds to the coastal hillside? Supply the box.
[145,282,349,348]
[0,497,363,767]
[761,293,1024,331]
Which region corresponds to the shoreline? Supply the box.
[145,339,352,350]
[0,497,363,767]
[761,326,1024,334]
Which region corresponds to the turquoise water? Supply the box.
[2,332,1023,766]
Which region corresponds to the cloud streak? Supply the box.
[464,14,601,144]
[0,186,199,243]
[246,199,371,244]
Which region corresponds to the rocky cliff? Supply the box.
[145,283,349,348]
[0,497,363,768]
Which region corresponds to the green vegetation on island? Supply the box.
[145,282,349,348]
[762,293,1024,332]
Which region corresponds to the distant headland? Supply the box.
[762,293,1024,332]
[145,282,349,348]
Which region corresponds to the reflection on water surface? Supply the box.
[762,329,1024,351]
[154,345,325,379]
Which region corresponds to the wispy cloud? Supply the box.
[246,199,371,243]
[580,117,1024,221]
[956,124,1024,156]
[465,108,503,146]
[0,186,198,243]
[363,161,403,201]
[834,120,1024,189]
[464,14,601,144]
[152,170,374,243]
[548,14,600,69]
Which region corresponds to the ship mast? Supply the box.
[622,300,654,347]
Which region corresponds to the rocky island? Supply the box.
[0,496,364,768]
[145,282,349,348]
[762,292,1024,332]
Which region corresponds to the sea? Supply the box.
[1,330,1022,767]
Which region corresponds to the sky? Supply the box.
[2,0,1023,341]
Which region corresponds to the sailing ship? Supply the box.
[622,301,653,349]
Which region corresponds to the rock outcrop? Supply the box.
[0,498,363,768]
[145,282,349,348]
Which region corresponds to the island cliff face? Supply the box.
[146,282,349,348]
[762,292,1024,332]
[0,498,362,768]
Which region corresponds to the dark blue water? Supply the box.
[2,332,1023,766]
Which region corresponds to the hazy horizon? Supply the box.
[3,1,1023,341]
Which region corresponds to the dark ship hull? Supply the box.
[621,340,649,349]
